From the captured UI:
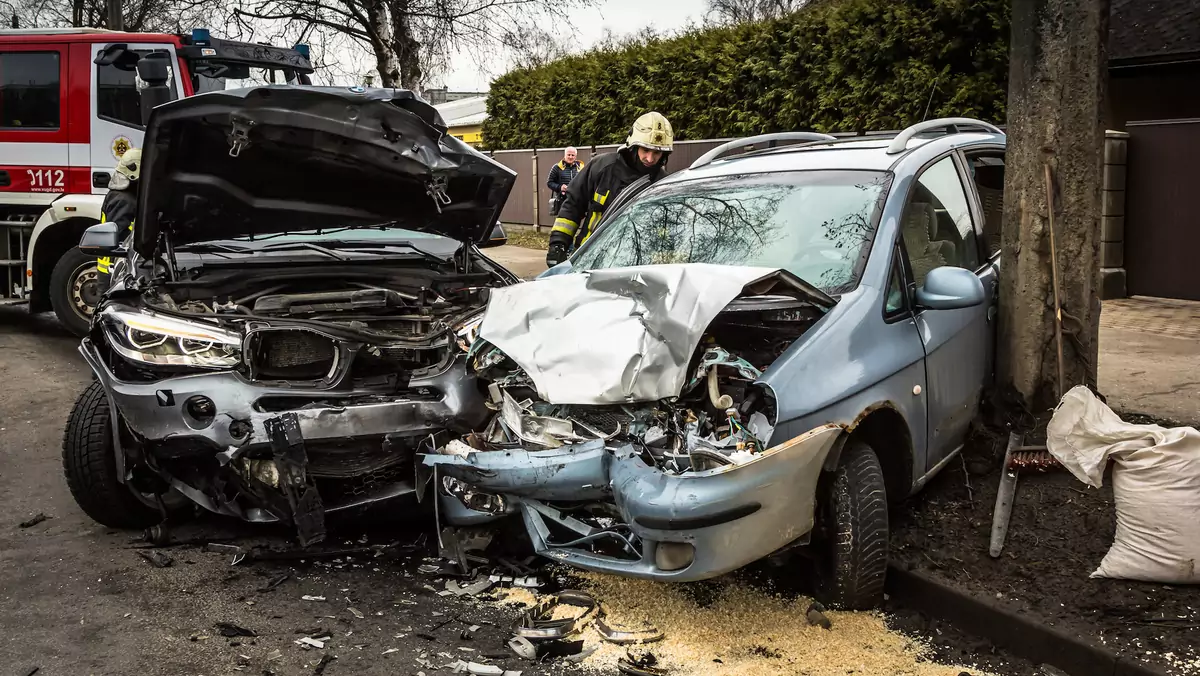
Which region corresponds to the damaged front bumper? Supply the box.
[424,425,840,581]
[81,338,488,537]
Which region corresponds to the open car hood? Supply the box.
[134,86,515,256]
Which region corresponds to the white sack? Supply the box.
[1046,385,1200,584]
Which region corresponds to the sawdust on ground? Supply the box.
[494,573,993,676]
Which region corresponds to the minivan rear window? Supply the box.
[0,52,61,129]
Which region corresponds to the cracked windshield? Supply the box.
[571,170,893,293]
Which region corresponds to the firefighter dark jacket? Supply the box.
[97,187,136,276]
[551,146,666,246]
[101,188,137,232]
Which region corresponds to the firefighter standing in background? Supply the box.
[96,148,141,289]
[546,112,673,267]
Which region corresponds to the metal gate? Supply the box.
[1124,119,1200,300]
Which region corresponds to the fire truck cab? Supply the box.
[0,27,313,334]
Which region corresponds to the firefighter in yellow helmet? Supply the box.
[546,112,673,267]
[96,147,141,289]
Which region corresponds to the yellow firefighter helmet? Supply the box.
[626,112,674,153]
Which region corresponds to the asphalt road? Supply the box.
[0,308,551,676]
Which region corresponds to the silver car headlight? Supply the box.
[101,306,241,368]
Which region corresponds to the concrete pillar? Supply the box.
[1100,130,1128,299]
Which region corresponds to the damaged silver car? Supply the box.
[62,86,517,546]
[424,120,1005,609]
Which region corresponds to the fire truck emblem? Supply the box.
[112,136,132,160]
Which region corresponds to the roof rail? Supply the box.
[885,117,1003,155]
[690,132,837,169]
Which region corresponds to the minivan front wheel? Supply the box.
[812,438,889,610]
[62,381,162,529]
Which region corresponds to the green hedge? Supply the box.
[482,0,1009,150]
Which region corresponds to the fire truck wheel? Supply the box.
[50,248,102,337]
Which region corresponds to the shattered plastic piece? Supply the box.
[488,574,542,589]
[444,577,494,596]
[460,625,481,641]
[257,573,291,593]
[806,601,832,630]
[595,618,664,645]
[508,636,537,660]
[302,595,327,602]
[417,564,441,574]
[266,649,283,661]
[500,390,581,448]
[381,648,399,655]
[313,654,336,675]
[214,622,257,638]
[18,513,49,528]
[445,439,474,458]
[511,590,598,640]
[295,637,325,649]
[565,645,599,663]
[618,651,668,676]
[348,607,365,619]
[536,639,585,659]
[138,550,174,568]
[204,543,244,556]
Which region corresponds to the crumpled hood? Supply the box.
[134,86,516,256]
[477,263,833,405]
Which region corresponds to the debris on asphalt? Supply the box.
[295,637,326,649]
[257,573,291,593]
[313,654,336,675]
[507,635,537,660]
[18,513,49,528]
[488,574,542,589]
[445,577,494,597]
[805,601,832,630]
[381,648,399,655]
[21,667,39,676]
[137,550,174,568]
[460,624,481,641]
[302,595,327,602]
[214,622,257,638]
[617,651,667,676]
[448,660,522,676]
[348,606,365,619]
[204,543,244,556]
[596,618,664,645]
[490,573,992,675]
[511,590,598,640]
[266,649,283,661]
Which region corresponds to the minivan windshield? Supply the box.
[570,170,892,294]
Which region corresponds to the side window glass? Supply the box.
[885,248,907,316]
[967,153,1005,259]
[899,156,979,286]
[97,49,179,128]
[0,52,61,129]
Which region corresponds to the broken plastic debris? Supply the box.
[302,595,327,602]
[511,590,598,640]
[507,635,537,660]
[214,622,257,638]
[806,601,832,629]
[18,513,49,528]
[449,661,522,676]
[595,618,664,645]
[138,550,174,568]
[295,637,325,649]
[488,574,542,589]
[266,649,283,661]
[348,607,364,619]
[381,648,399,655]
[618,651,667,676]
[313,654,336,675]
[444,577,494,596]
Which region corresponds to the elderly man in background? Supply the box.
[546,147,584,217]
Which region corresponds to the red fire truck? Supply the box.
[0,27,313,334]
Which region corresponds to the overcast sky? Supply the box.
[439,0,710,91]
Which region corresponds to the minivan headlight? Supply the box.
[101,307,241,368]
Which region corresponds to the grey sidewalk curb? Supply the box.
[885,564,1169,676]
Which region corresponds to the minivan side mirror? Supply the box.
[478,221,507,249]
[914,266,986,310]
[79,222,123,256]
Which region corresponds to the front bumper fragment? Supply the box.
[425,425,841,581]
[81,339,490,522]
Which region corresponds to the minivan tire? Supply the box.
[62,381,160,529]
[813,438,889,610]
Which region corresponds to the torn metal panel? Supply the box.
[478,264,821,405]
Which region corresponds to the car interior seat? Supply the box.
[902,202,956,284]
